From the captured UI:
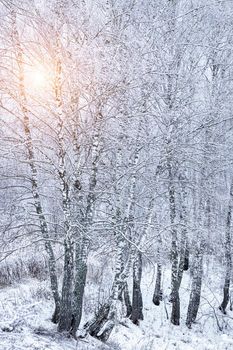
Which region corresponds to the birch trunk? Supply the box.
[153,263,162,306]
[131,251,143,324]
[58,237,73,332]
[153,210,163,306]
[84,232,129,341]
[167,159,180,325]
[71,112,102,336]
[186,241,204,328]
[84,118,142,339]
[12,13,60,323]
[53,38,74,333]
[71,236,88,337]
[219,181,233,314]
[124,281,132,317]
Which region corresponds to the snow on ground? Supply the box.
[110,262,233,350]
[0,278,119,350]
[1,261,233,350]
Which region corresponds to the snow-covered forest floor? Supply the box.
[1,257,233,350]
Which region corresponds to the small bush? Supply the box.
[30,285,52,301]
[27,257,48,280]
[0,255,48,286]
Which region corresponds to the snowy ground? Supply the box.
[1,261,233,350]
[110,263,233,350]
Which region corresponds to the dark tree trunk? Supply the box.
[153,263,162,306]
[186,274,202,328]
[183,248,189,271]
[171,292,180,325]
[84,232,128,341]
[85,284,125,341]
[219,181,232,314]
[84,303,111,341]
[186,246,203,328]
[44,240,60,324]
[170,250,186,326]
[169,225,188,325]
[168,173,180,326]
[219,277,230,314]
[71,238,88,337]
[169,180,189,325]
[58,238,74,332]
[131,251,143,325]
[124,282,132,317]
[52,303,61,324]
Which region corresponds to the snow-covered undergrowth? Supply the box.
[0,279,110,350]
[1,261,233,350]
[110,264,233,350]
[0,255,48,287]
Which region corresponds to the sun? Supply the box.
[32,69,46,87]
[25,64,50,90]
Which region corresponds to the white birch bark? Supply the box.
[11,11,60,323]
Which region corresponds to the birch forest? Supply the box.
[0,1,233,349]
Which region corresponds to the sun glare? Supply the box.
[26,64,50,90]
[32,70,46,87]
